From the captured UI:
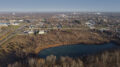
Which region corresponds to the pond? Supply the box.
[38,43,120,58]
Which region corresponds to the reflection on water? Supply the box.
[39,43,120,58]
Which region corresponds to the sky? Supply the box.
[0,0,120,12]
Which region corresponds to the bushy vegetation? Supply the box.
[0,29,119,67]
[7,50,120,67]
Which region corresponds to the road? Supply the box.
[28,28,84,30]
[0,25,26,45]
[0,21,37,45]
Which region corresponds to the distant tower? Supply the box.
[12,12,16,16]
[73,12,76,15]
[96,12,101,15]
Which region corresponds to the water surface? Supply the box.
[39,43,120,58]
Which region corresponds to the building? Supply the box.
[19,20,24,22]
[99,28,110,32]
[115,28,120,33]
[29,25,35,29]
[85,20,96,29]
[89,26,95,29]
[0,23,9,27]
[38,30,45,34]
[9,20,17,23]
[24,30,34,34]
[28,31,34,34]
[10,22,19,26]
[24,30,45,35]
[85,20,95,26]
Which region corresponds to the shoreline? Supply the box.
[35,39,120,54]
[35,41,112,54]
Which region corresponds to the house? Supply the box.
[0,23,9,27]
[99,28,110,32]
[27,30,34,34]
[28,31,34,34]
[9,20,17,23]
[85,20,95,26]
[85,20,96,29]
[57,24,62,29]
[90,26,95,29]
[38,30,45,34]
[24,30,34,34]
[29,25,35,29]
[19,20,24,22]
[116,28,120,33]
[10,22,19,26]
[85,22,93,26]
[59,14,67,18]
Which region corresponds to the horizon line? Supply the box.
[0,11,120,13]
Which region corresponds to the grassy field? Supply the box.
[0,29,119,67]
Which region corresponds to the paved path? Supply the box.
[0,25,25,45]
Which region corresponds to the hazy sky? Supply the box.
[0,0,120,12]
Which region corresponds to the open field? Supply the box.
[0,29,119,67]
